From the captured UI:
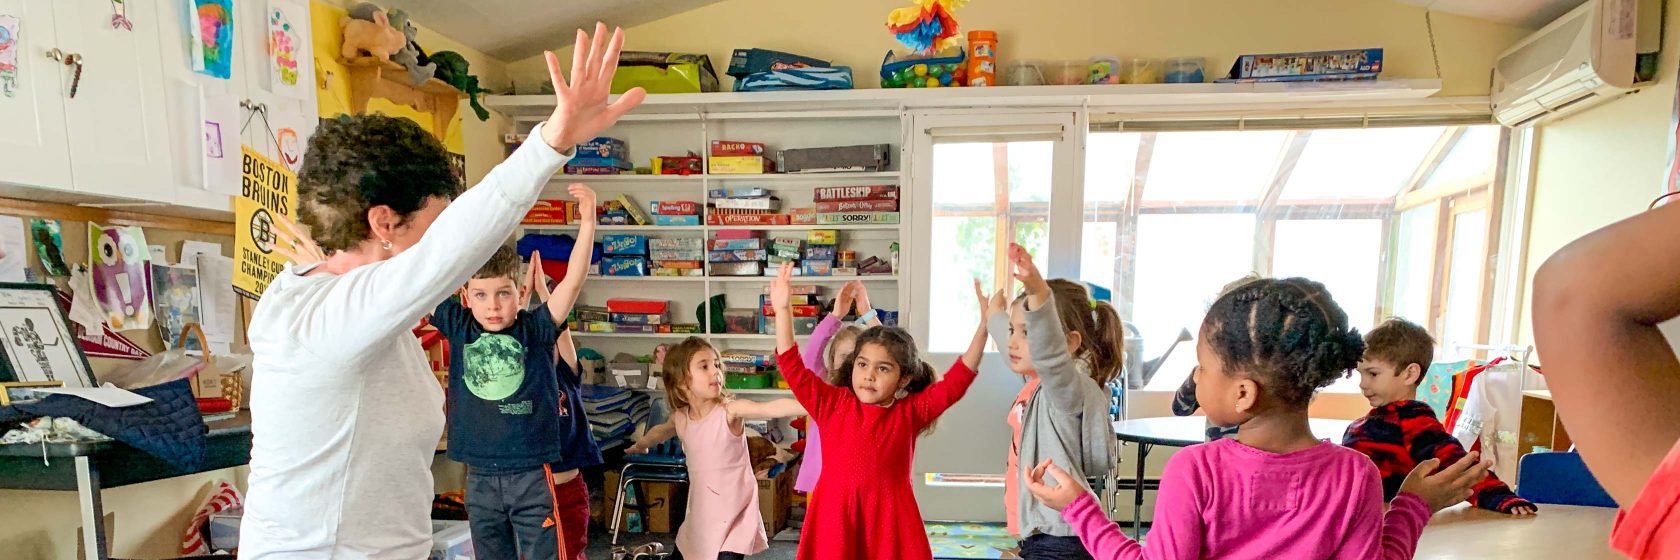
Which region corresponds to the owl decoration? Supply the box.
[88,223,153,330]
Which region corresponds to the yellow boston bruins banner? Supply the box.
[234,145,295,299]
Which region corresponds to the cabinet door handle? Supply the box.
[45,50,83,98]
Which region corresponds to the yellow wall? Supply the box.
[505,0,1528,97]
[311,0,512,186]
[1515,6,1678,348]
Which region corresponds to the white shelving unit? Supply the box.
[496,98,911,363]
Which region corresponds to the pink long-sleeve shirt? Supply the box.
[1061,438,1430,560]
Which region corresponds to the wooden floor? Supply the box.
[1415,503,1620,559]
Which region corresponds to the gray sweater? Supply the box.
[988,300,1117,539]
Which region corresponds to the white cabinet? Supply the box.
[51,0,174,201]
[0,0,72,191]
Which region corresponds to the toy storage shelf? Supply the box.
[551,171,903,183]
[485,79,1444,120]
[708,276,898,284]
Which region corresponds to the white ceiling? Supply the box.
[387,0,1584,64]
[1392,0,1587,28]
[379,0,727,61]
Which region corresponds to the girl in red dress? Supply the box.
[769,263,990,560]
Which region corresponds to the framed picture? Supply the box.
[0,283,96,388]
[0,380,61,406]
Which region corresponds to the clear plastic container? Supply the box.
[1088,56,1125,84]
[1043,60,1088,85]
[1004,61,1045,86]
[1129,58,1161,84]
[1164,57,1207,84]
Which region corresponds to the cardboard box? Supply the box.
[725,308,761,333]
[759,465,794,537]
[567,156,635,171]
[817,212,900,225]
[577,137,629,160]
[709,156,776,175]
[562,164,629,175]
[710,238,765,251]
[522,200,576,225]
[816,199,899,213]
[617,194,651,226]
[651,237,706,251]
[655,260,704,270]
[710,213,791,226]
[764,316,821,336]
[813,185,900,202]
[602,257,649,276]
[654,214,702,226]
[804,245,838,261]
[776,144,892,173]
[612,312,670,325]
[710,261,765,276]
[602,470,687,534]
[652,266,705,277]
[709,249,768,263]
[708,187,771,199]
[801,260,834,276]
[653,155,703,175]
[650,249,705,261]
[715,229,759,240]
[711,140,768,157]
[654,200,702,215]
[603,234,649,255]
[720,350,776,367]
[763,304,821,318]
[711,196,781,211]
[607,299,670,314]
[790,207,817,224]
[672,323,703,334]
[807,230,839,245]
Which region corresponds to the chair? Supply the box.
[611,440,688,545]
[1517,451,1617,508]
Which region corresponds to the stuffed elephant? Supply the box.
[386,9,436,86]
[432,51,489,121]
[340,3,404,61]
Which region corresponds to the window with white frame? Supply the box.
[1081,123,1507,392]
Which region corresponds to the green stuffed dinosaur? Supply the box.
[431,50,488,121]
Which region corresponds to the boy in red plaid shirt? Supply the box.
[1341,318,1538,515]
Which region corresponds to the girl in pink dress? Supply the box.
[629,337,804,560]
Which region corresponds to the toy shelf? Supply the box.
[342,57,465,140]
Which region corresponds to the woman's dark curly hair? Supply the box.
[297,115,462,252]
[1200,277,1365,410]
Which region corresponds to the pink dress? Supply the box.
[673,406,769,560]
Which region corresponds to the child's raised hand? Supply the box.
[1025,459,1086,512]
[770,262,795,313]
[852,281,874,317]
[833,282,858,319]
[528,250,550,303]
[1008,243,1050,301]
[1398,452,1494,512]
[568,183,598,221]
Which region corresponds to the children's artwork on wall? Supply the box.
[0,284,95,388]
[268,105,310,172]
[201,91,240,195]
[151,264,203,351]
[267,0,311,100]
[29,219,68,277]
[188,0,235,79]
[0,15,19,98]
[110,0,133,30]
[0,216,26,283]
[88,223,154,331]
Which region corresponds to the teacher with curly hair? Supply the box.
[238,26,644,559]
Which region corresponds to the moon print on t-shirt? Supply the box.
[463,334,525,401]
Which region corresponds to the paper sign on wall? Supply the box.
[234,145,294,299]
[0,15,19,98]
[267,0,311,100]
[88,223,154,331]
[0,215,27,283]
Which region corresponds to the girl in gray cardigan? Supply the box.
[985,244,1123,559]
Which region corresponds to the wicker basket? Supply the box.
[179,323,243,410]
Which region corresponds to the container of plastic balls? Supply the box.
[880,49,968,88]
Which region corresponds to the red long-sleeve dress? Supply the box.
[777,346,978,560]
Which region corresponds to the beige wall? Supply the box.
[1514,5,1679,349]
[505,0,1529,97]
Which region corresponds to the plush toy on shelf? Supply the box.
[432,51,490,121]
[340,2,405,61]
[886,0,968,54]
[387,9,437,86]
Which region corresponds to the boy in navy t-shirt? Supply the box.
[432,184,601,560]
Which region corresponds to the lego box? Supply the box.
[577,137,629,160]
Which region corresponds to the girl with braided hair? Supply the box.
[1024,277,1494,560]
